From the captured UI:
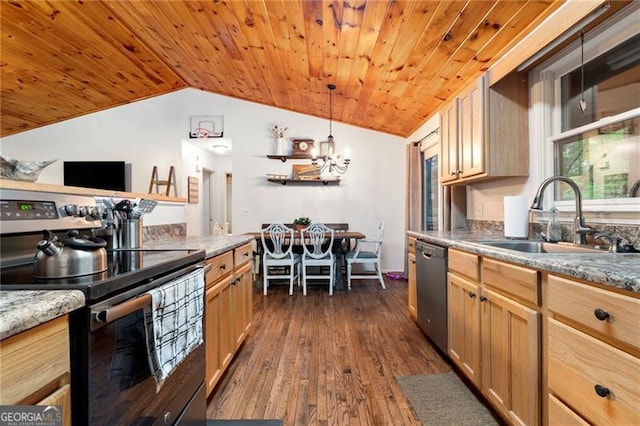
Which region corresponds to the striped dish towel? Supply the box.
[144,267,205,392]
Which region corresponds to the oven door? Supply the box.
[74,267,206,425]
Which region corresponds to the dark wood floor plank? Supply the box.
[207,277,452,425]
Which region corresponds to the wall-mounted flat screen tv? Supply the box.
[63,161,131,192]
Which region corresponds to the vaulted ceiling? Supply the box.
[1,0,567,138]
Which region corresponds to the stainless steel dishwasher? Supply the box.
[415,240,448,354]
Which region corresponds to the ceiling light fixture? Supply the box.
[211,140,230,154]
[311,84,351,176]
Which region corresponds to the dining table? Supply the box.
[246,229,366,290]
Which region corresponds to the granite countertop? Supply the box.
[0,290,85,340]
[408,230,640,294]
[144,234,255,258]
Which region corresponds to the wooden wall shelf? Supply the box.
[266,154,313,162]
[0,179,187,203]
[267,178,340,186]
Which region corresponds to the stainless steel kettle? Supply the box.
[34,230,108,279]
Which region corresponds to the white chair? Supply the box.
[346,220,386,290]
[300,223,335,296]
[261,223,300,295]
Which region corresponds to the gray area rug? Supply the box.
[397,373,499,425]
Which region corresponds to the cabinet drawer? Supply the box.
[548,393,589,426]
[234,242,253,268]
[548,319,640,425]
[0,316,69,405]
[448,249,480,282]
[206,251,234,286]
[408,237,416,255]
[548,274,640,353]
[483,258,539,306]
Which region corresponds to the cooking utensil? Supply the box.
[134,199,158,215]
[34,230,108,278]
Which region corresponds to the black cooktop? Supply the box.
[0,249,205,302]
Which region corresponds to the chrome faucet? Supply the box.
[630,179,640,197]
[530,176,596,245]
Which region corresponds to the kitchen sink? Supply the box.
[470,240,604,254]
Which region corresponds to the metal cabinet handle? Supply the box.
[469,292,476,298]
[220,263,226,270]
[479,295,487,302]
[594,384,611,398]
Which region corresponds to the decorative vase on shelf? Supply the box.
[275,137,287,156]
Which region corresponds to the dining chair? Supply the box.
[300,222,335,296]
[261,223,301,295]
[346,220,386,290]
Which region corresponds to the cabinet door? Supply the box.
[408,252,417,320]
[205,274,234,396]
[448,272,481,386]
[232,262,253,349]
[440,99,459,183]
[37,383,71,426]
[458,78,485,179]
[481,288,540,426]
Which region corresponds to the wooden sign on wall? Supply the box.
[188,176,199,204]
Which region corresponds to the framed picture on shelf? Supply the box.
[292,164,320,180]
[320,140,335,157]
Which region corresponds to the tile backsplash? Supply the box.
[468,220,640,249]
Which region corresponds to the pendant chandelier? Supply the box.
[311,84,351,176]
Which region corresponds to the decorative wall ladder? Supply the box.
[148,166,177,196]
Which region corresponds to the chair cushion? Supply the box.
[346,251,377,259]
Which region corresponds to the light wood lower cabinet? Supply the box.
[448,271,482,387]
[447,249,541,425]
[407,237,417,320]
[0,315,71,425]
[408,252,417,320]
[546,274,640,425]
[481,287,539,425]
[206,243,254,397]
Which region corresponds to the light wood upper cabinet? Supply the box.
[440,98,459,184]
[440,72,528,185]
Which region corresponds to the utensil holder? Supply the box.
[120,219,143,249]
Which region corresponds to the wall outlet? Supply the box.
[474,202,483,217]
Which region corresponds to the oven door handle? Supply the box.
[94,262,210,325]
[94,293,151,324]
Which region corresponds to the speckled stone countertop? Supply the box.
[0,290,85,340]
[408,230,640,294]
[143,234,255,258]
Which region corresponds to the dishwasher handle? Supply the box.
[416,241,447,259]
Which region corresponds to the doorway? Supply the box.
[225,173,232,234]
[202,169,214,236]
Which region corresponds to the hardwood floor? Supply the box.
[206,277,452,425]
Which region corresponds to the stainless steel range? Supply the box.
[0,189,207,425]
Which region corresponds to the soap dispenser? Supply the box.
[546,206,562,243]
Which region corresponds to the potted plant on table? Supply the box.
[293,216,311,231]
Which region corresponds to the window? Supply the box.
[531,3,640,216]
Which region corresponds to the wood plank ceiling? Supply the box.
[0,0,565,138]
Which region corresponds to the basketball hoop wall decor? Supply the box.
[189,115,223,138]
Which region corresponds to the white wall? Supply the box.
[0,88,407,271]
